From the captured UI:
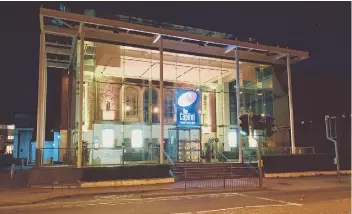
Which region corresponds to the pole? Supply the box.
[159,37,164,164]
[256,133,263,187]
[77,24,84,168]
[35,30,45,167]
[286,54,296,154]
[235,47,243,163]
[325,115,340,181]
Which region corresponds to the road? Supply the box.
[0,187,350,214]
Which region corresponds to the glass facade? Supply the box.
[68,39,287,166]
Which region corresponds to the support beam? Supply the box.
[46,42,72,48]
[40,8,309,58]
[35,29,46,167]
[159,37,164,164]
[46,46,71,55]
[77,24,84,168]
[272,53,286,61]
[47,62,69,69]
[287,55,296,154]
[68,36,78,69]
[234,47,243,163]
[43,25,78,37]
[43,26,288,65]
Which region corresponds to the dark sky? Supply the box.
[0,2,350,152]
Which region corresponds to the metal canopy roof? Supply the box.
[40,8,309,70]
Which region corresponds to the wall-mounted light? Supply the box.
[224,45,236,54]
[152,34,161,44]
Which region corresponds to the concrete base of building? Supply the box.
[265,170,351,178]
[80,177,175,188]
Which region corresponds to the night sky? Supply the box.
[0,2,350,153]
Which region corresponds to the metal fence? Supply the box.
[184,166,259,191]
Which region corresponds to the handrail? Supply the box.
[216,150,230,162]
[163,151,174,165]
[242,149,256,164]
[198,156,205,163]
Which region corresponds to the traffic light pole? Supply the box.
[325,115,340,181]
[255,132,263,187]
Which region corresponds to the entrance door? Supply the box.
[18,131,32,159]
[167,127,201,162]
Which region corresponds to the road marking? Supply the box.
[171,212,192,214]
[253,196,302,206]
[197,204,297,213]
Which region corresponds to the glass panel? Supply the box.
[69,36,286,166]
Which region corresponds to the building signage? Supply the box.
[176,90,200,127]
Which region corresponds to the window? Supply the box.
[228,131,237,148]
[143,88,159,123]
[249,136,258,148]
[131,129,143,148]
[102,129,114,148]
[5,144,13,154]
[7,136,14,140]
[125,87,139,118]
[164,90,175,122]
[7,125,15,130]
[106,101,111,111]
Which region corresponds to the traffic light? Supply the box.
[265,116,275,137]
[250,115,266,130]
[239,114,249,136]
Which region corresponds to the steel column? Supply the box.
[235,47,243,163]
[77,24,85,168]
[35,30,46,167]
[159,37,164,164]
[286,54,296,154]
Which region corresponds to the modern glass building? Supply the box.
[36,8,309,166]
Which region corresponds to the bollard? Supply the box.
[21,159,24,172]
[10,164,15,178]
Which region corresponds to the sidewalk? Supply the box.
[0,175,350,207]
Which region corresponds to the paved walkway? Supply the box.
[0,175,349,207]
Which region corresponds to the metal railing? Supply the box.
[216,150,231,162]
[242,146,316,158]
[184,166,259,191]
[242,149,257,163]
[163,150,174,165]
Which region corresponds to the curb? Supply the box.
[80,177,175,188]
[265,170,352,178]
[30,178,175,189]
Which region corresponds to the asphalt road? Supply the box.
[1,187,350,214]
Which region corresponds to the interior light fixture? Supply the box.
[152,34,161,44]
[224,45,236,54]
[153,107,159,113]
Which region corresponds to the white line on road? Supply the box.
[197,204,298,213]
[253,196,302,206]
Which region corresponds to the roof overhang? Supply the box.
[40,8,309,70]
